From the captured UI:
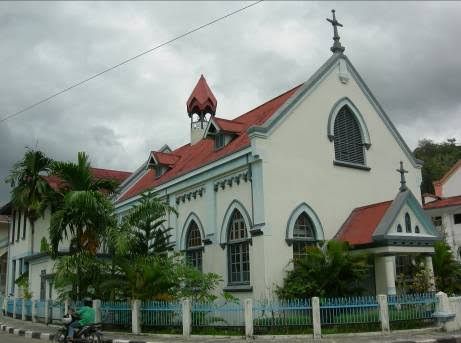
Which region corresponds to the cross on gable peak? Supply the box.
[326,9,345,54]
[396,161,408,192]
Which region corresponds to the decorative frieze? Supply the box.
[175,187,205,205]
[213,171,250,192]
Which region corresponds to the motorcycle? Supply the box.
[53,312,103,343]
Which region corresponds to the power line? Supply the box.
[0,1,263,124]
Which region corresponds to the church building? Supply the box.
[115,11,440,299]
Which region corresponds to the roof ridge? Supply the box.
[90,167,131,174]
[434,159,461,185]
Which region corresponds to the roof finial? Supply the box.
[326,9,345,54]
[396,161,408,192]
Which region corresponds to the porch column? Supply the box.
[375,255,396,295]
[424,255,436,292]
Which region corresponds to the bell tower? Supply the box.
[186,75,217,145]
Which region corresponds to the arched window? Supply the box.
[397,224,402,233]
[333,105,365,165]
[186,220,202,271]
[405,213,412,233]
[415,225,420,234]
[228,210,250,285]
[292,212,316,261]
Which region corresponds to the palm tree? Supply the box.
[5,148,54,251]
[49,152,118,256]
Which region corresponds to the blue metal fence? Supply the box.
[253,299,312,328]
[7,297,14,316]
[36,300,46,322]
[320,295,380,325]
[388,293,436,322]
[101,301,131,326]
[192,301,245,328]
[141,301,181,327]
[24,299,32,318]
[14,298,23,318]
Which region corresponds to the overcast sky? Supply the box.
[0,1,460,205]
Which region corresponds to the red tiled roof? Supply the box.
[424,195,461,210]
[118,83,303,203]
[213,117,245,133]
[44,168,131,192]
[336,201,393,246]
[152,151,181,166]
[433,160,461,197]
[187,75,218,116]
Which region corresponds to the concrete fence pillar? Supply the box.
[44,300,50,324]
[377,294,390,334]
[92,300,101,324]
[244,298,254,338]
[131,299,141,335]
[424,255,436,292]
[434,291,455,331]
[13,298,17,319]
[2,296,7,314]
[21,299,26,321]
[64,299,69,315]
[312,297,321,339]
[31,300,37,323]
[182,298,191,337]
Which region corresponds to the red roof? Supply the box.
[213,117,245,133]
[118,83,303,203]
[187,75,218,116]
[336,201,393,246]
[44,168,131,192]
[151,151,180,166]
[424,195,461,210]
[433,160,461,197]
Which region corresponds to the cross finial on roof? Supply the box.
[326,9,345,54]
[396,161,408,192]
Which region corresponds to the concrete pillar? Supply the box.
[182,299,191,337]
[12,298,16,319]
[434,291,456,331]
[44,300,50,324]
[375,255,397,295]
[64,299,69,315]
[244,298,253,338]
[92,300,101,324]
[131,299,141,334]
[312,297,321,339]
[21,299,26,320]
[377,294,390,334]
[424,255,436,292]
[31,300,37,323]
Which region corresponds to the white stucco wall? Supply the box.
[253,60,423,290]
[443,168,461,197]
[426,206,461,261]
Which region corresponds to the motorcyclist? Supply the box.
[67,299,95,339]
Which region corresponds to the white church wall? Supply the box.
[443,168,461,197]
[253,60,423,290]
[28,257,58,300]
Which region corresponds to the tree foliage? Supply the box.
[276,240,371,299]
[413,138,461,194]
[432,241,461,295]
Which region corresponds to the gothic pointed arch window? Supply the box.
[227,209,250,285]
[185,220,203,271]
[333,105,365,165]
[405,213,412,233]
[292,212,317,261]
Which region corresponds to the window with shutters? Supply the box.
[292,212,316,263]
[333,105,365,165]
[186,220,203,272]
[227,210,250,285]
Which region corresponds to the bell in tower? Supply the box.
[186,75,217,145]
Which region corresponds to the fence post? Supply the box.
[434,291,455,331]
[244,298,254,338]
[44,300,50,324]
[21,299,26,320]
[12,297,17,318]
[182,298,191,337]
[312,297,321,339]
[2,296,6,314]
[93,300,101,324]
[64,299,69,315]
[377,294,390,334]
[31,300,37,323]
[131,299,141,334]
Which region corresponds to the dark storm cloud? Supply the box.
[0,1,460,204]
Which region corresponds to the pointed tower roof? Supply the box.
[187,75,217,117]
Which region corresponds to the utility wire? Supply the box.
[0,1,263,123]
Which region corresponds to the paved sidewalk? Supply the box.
[2,314,461,342]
